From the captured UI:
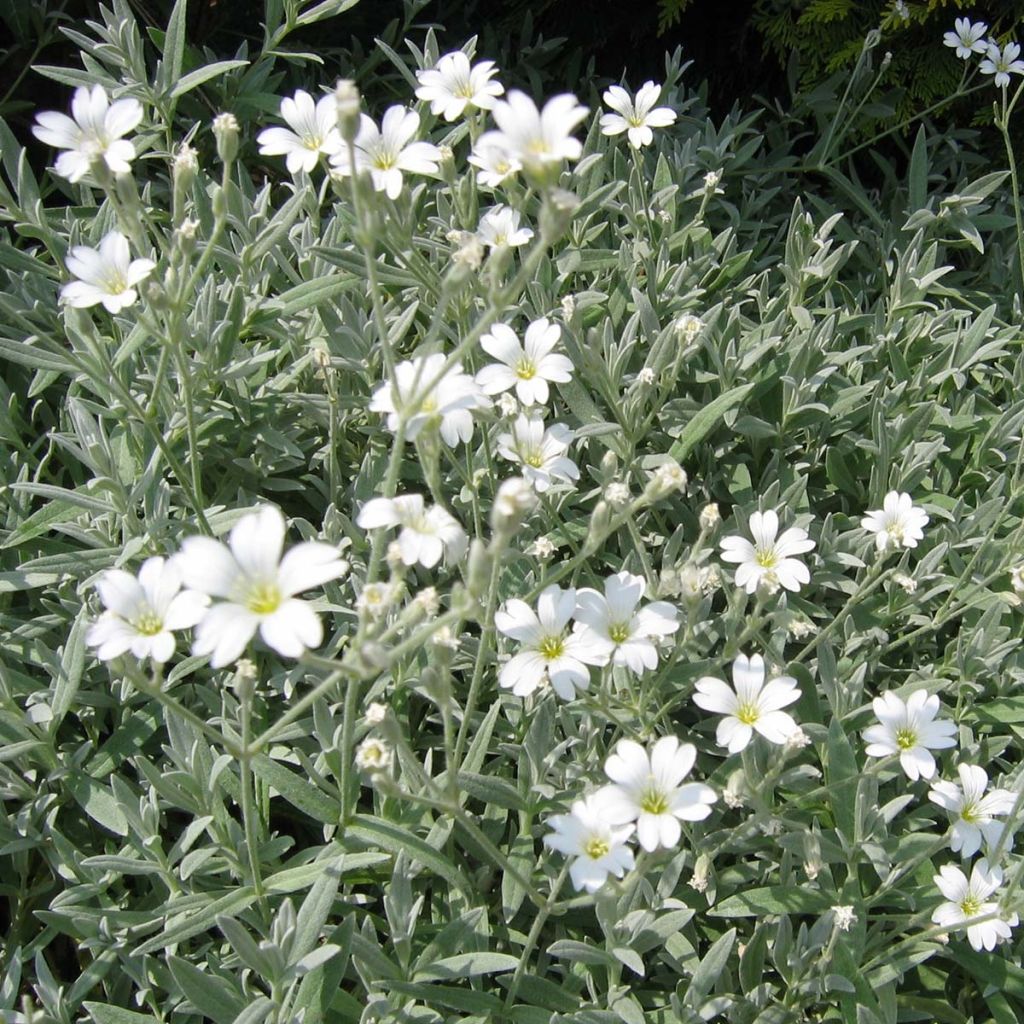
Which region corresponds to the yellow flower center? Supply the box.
[246,581,282,615]
[538,635,566,660]
[524,452,544,468]
[627,113,646,127]
[515,358,537,381]
[372,152,396,170]
[609,622,631,644]
[736,701,760,726]
[133,610,164,636]
[755,548,778,568]
[640,789,669,815]
[960,895,982,917]
[961,801,979,824]
[584,837,609,860]
[419,395,438,414]
[895,727,917,751]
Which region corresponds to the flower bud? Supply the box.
[334,79,361,143]
[491,477,538,535]
[173,143,198,191]
[539,188,580,244]
[644,460,688,501]
[467,539,492,599]
[212,113,239,165]
[699,502,720,531]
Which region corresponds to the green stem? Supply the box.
[239,686,265,900]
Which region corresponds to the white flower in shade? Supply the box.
[86,557,209,663]
[178,506,347,668]
[330,106,441,199]
[543,793,636,893]
[694,655,801,753]
[574,571,679,675]
[861,491,929,552]
[932,860,1018,951]
[481,91,588,176]
[720,510,815,595]
[356,494,466,567]
[355,737,392,773]
[477,205,534,248]
[61,231,155,314]
[597,737,716,852]
[370,353,490,447]
[477,319,573,406]
[862,689,957,781]
[256,90,343,174]
[495,585,612,700]
[600,81,676,149]
[943,18,989,59]
[980,41,1024,87]
[832,906,857,932]
[415,51,504,121]
[468,137,522,187]
[33,84,143,183]
[496,414,579,491]
[929,765,1017,858]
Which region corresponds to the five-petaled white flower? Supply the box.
[477,205,534,248]
[943,18,989,59]
[356,494,466,568]
[178,506,347,668]
[415,51,504,121]
[720,509,815,594]
[574,571,679,675]
[33,84,143,183]
[932,859,1018,951]
[862,689,957,781]
[480,90,588,177]
[496,414,579,490]
[600,81,676,149]
[87,556,209,663]
[61,231,156,314]
[929,764,1017,858]
[330,106,441,199]
[477,319,573,406]
[980,41,1024,88]
[370,353,491,447]
[468,136,522,187]
[543,792,636,892]
[694,654,801,753]
[495,584,612,699]
[597,736,716,851]
[257,89,343,174]
[861,491,929,552]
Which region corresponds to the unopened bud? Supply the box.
[699,503,720,531]
[491,477,538,535]
[539,188,580,244]
[334,79,362,142]
[173,143,198,190]
[645,460,688,500]
[467,539,492,599]
[212,112,239,165]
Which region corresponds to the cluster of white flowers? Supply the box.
[86,507,346,669]
[544,736,715,891]
[943,19,1024,87]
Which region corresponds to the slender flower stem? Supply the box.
[238,684,265,901]
[135,669,242,757]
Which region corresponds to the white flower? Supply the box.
[892,0,909,20]
[496,414,579,491]
[480,90,588,176]
[477,319,573,406]
[597,736,716,852]
[604,482,630,506]
[703,171,721,190]
[495,585,612,700]
[468,136,522,187]
[675,314,704,342]
[646,460,688,498]
[1011,565,1024,595]
[415,51,504,121]
[477,205,534,248]
[178,506,347,668]
[932,860,1018,951]
[357,582,395,616]
[600,81,676,149]
[574,571,679,675]
[86,556,209,663]
[693,654,801,753]
[861,491,929,552]
[61,231,156,314]
[720,510,815,594]
[330,106,441,199]
[355,737,392,773]
[527,536,557,559]
[257,90,343,174]
[491,476,538,529]
[543,793,636,893]
[370,353,490,447]
[832,906,857,932]
[943,18,989,59]
[356,494,466,568]
[33,84,143,183]
[862,689,957,781]
[979,41,1024,88]
[364,702,387,725]
[928,765,1016,858]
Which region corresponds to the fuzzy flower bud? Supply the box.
[492,477,538,534]
[699,502,720,531]
[212,112,239,165]
[334,79,362,143]
[645,460,688,500]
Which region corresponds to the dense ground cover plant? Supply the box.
[2,1,1024,1022]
